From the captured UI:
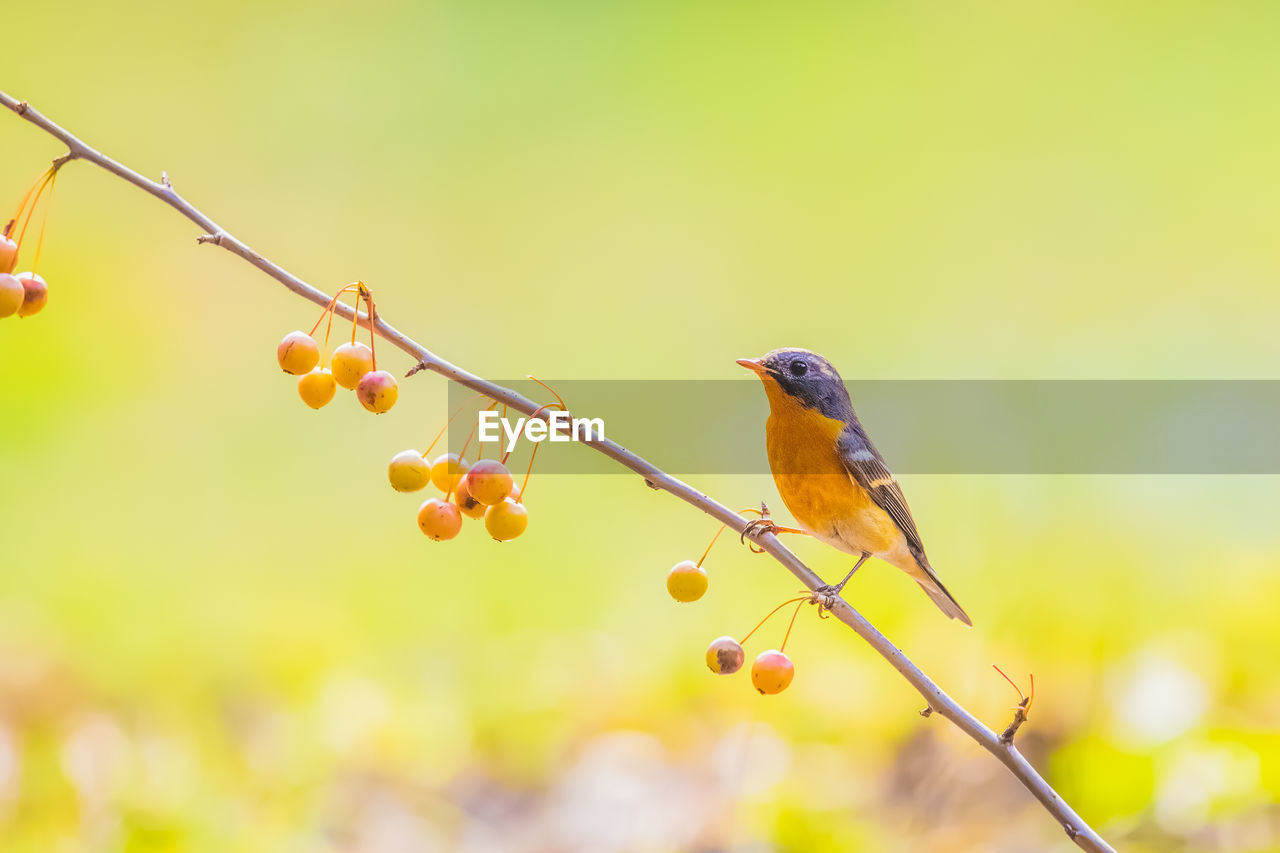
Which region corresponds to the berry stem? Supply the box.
[740,596,809,646]
[695,506,764,568]
[308,284,359,337]
[447,401,498,500]
[779,597,806,653]
[511,401,560,500]
[28,169,59,274]
[422,392,487,458]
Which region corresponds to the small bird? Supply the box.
[737,348,972,625]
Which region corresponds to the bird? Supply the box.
[737,348,972,625]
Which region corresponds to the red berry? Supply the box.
[417,498,462,541]
[297,368,337,409]
[751,650,795,695]
[666,560,708,603]
[452,478,488,519]
[331,342,373,389]
[0,235,16,274]
[463,459,514,506]
[277,330,320,375]
[388,450,431,492]
[705,637,745,675]
[15,272,47,318]
[356,369,398,413]
[484,498,528,541]
[0,273,23,319]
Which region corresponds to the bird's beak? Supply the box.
[736,358,768,375]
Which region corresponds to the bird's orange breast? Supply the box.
[761,381,900,555]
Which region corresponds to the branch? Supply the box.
[0,90,1116,853]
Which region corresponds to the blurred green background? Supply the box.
[3,2,1280,851]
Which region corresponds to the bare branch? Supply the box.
[0,88,1117,853]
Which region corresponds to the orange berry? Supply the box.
[356,369,398,413]
[430,453,469,493]
[464,459,514,506]
[417,497,462,541]
[15,272,46,318]
[484,498,528,541]
[277,330,320,375]
[666,560,708,603]
[750,650,794,695]
[705,636,745,675]
[297,368,337,409]
[0,273,23,318]
[452,478,488,519]
[0,235,16,274]
[331,341,373,389]
[388,450,431,492]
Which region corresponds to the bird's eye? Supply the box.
[789,359,808,377]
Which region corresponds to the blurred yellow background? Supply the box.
[3,2,1280,851]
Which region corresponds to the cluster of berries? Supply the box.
[666,509,802,695]
[1,164,59,320]
[276,282,398,413]
[386,393,549,542]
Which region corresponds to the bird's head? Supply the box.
[736,348,853,420]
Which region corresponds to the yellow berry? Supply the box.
[297,368,337,409]
[453,478,488,519]
[331,341,373,389]
[0,273,23,318]
[705,636,745,675]
[751,650,794,695]
[15,272,46,318]
[417,498,462,541]
[388,450,431,492]
[484,498,528,541]
[356,369,398,413]
[0,235,16,274]
[277,330,320,375]
[430,453,470,493]
[666,560,708,603]
[464,459,514,506]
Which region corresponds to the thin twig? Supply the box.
[0,89,1115,853]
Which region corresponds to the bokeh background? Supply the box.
[3,2,1280,851]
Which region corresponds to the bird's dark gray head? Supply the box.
[737,348,854,421]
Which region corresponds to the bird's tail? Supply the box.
[913,565,973,627]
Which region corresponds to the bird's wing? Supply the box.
[835,427,927,563]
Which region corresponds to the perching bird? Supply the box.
[737,348,972,625]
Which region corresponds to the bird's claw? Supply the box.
[739,517,777,552]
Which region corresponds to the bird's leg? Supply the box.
[815,552,870,601]
[740,517,809,552]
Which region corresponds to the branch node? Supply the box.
[16,100,29,116]
[161,170,173,189]
[196,233,224,246]
[405,361,430,378]
[920,706,934,718]
[643,478,659,490]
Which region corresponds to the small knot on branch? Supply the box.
[643,478,659,490]
[994,666,1035,744]
[920,706,934,718]
[196,233,224,246]
[405,361,430,378]
[161,171,173,189]
[15,101,29,115]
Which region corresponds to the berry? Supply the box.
[452,478,488,519]
[331,341,373,389]
[0,273,23,318]
[356,369,398,413]
[750,650,795,695]
[705,637,745,675]
[388,450,431,492]
[15,272,46,318]
[277,330,320,375]
[297,368,337,409]
[666,560,708,603]
[417,498,462,541]
[0,235,16,274]
[484,498,528,541]
[430,453,469,493]
[464,459,514,506]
